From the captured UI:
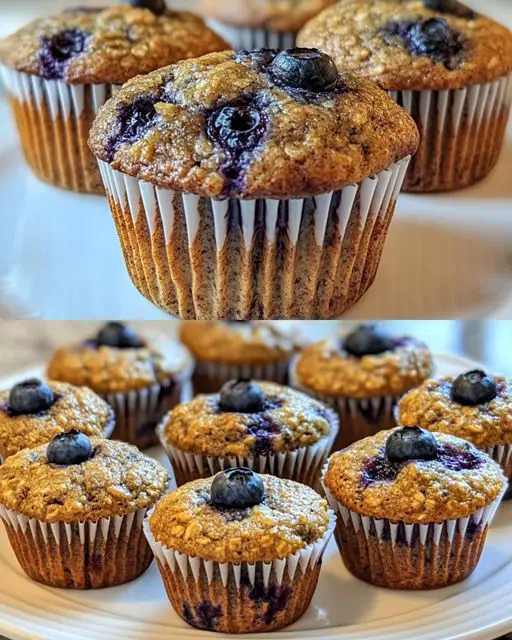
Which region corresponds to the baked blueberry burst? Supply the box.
[207,102,267,152]
[39,28,89,79]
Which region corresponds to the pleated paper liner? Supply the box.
[322,467,506,590]
[0,66,120,194]
[191,357,291,394]
[0,505,153,589]
[389,74,512,192]
[98,155,410,319]
[143,509,335,633]
[208,20,296,50]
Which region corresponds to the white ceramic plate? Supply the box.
[1,353,512,640]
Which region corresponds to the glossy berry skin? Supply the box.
[207,104,266,152]
[269,48,338,92]
[46,430,93,466]
[211,467,265,509]
[406,18,463,65]
[96,322,145,349]
[385,427,438,463]
[451,370,497,406]
[9,379,55,415]
[344,325,393,357]
[219,380,266,413]
[39,29,89,80]
[126,0,167,14]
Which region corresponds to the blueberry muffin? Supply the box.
[0,378,115,461]
[159,379,338,487]
[290,324,433,450]
[47,322,193,449]
[298,0,512,192]
[399,370,512,496]
[89,48,418,320]
[144,468,335,633]
[0,432,168,588]
[180,321,306,393]
[323,426,506,589]
[0,1,227,193]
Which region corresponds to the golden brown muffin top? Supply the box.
[399,375,512,447]
[0,5,228,85]
[161,381,335,457]
[201,0,337,32]
[89,49,419,199]
[298,0,512,91]
[0,381,114,460]
[149,474,331,563]
[0,438,168,522]
[324,428,506,523]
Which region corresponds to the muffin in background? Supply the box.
[144,469,335,633]
[298,0,512,192]
[0,434,168,589]
[47,322,193,449]
[179,321,306,393]
[0,2,227,193]
[290,324,433,450]
[0,378,115,461]
[399,370,512,497]
[323,427,506,590]
[158,379,338,487]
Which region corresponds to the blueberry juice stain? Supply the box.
[244,573,292,625]
[182,601,222,631]
[39,29,90,80]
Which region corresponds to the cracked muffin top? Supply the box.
[160,380,337,457]
[0,379,114,460]
[398,371,512,447]
[0,436,168,522]
[0,4,228,85]
[47,322,193,393]
[298,0,512,91]
[149,471,332,563]
[323,427,506,523]
[293,325,433,398]
[200,0,337,32]
[88,48,419,199]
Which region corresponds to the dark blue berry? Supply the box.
[235,49,279,71]
[96,322,145,349]
[406,19,463,67]
[39,29,89,80]
[126,0,167,14]
[344,325,393,357]
[207,103,267,152]
[219,380,265,413]
[109,95,160,160]
[451,370,497,406]
[9,379,55,415]
[422,0,476,18]
[46,430,93,466]
[269,48,338,92]
[385,427,438,463]
[211,467,265,509]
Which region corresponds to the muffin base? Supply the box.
[191,357,290,394]
[390,75,512,192]
[486,444,512,500]
[208,20,296,50]
[0,505,152,589]
[98,156,410,319]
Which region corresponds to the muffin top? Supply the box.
[161,380,335,457]
[294,325,433,397]
[47,322,192,394]
[0,379,114,460]
[298,0,512,91]
[0,435,168,522]
[179,321,306,364]
[149,470,331,563]
[324,427,506,523]
[0,4,228,85]
[201,0,336,32]
[89,48,419,199]
[399,371,512,447]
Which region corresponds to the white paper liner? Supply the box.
[193,357,290,393]
[97,155,410,319]
[208,20,296,50]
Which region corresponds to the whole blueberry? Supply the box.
[422,0,476,18]
[386,427,438,462]
[9,379,55,415]
[269,48,338,92]
[207,103,267,152]
[46,430,93,466]
[211,467,265,509]
[126,0,167,14]
[39,28,89,79]
[96,322,145,349]
[406,18,463,64]
[344,325,393,357]
[219,380,265,413]
[451,370,497,406]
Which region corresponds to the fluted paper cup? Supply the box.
[208,20,296,50]
[0,504,152,589]
[192,357,291,394]
[98,155,410,319]
[485,444,512,499]
[389,74,512,192]
[0,66,120,194]
[143,509,335,633]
